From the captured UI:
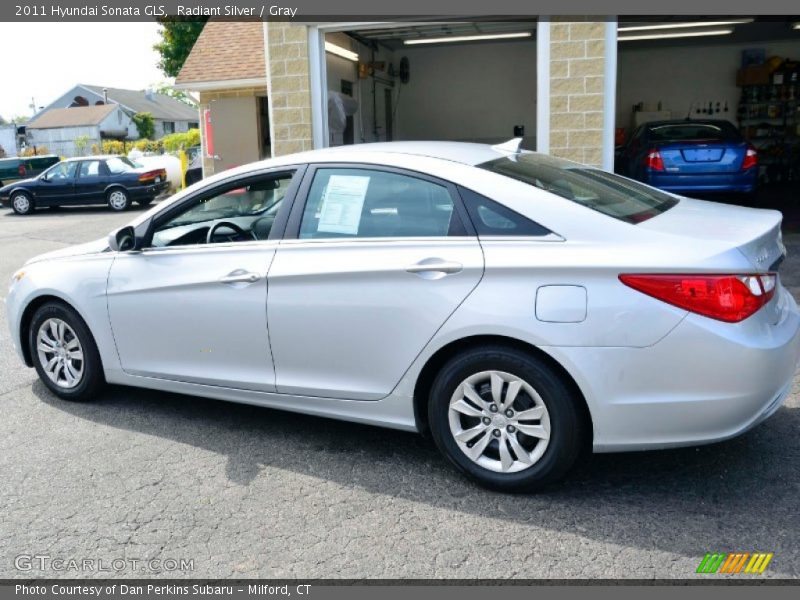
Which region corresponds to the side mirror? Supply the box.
[108,225,137,252]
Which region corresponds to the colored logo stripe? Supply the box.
[697,553,773,574]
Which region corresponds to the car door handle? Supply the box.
[219,270,262,285]
[405,259,463,275]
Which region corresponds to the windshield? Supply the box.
[479,153,678,224]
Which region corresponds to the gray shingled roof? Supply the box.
[80,85,198,121]
[27,105,119,129]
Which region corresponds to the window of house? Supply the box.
[163,121,176,134]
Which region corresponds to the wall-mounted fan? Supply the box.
[399,57,410,84]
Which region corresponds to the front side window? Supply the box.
[479,153,678,224]
[299,168,460,239]
[43,162,77,181]
[151,172,294,247]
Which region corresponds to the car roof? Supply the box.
[643,119,734,128]
[296,141,509,166]
[62,155,122,162]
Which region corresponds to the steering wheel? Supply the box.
[206,221,254,244]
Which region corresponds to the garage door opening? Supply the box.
[614,17,800,219]
[322,21,538,150]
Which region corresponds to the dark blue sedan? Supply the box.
[0,156,168,215]
[616,120,757,198]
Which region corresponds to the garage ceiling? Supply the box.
[350,21,538,49]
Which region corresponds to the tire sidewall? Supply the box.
[11,191,33,215]
[428,347,582,492]
[29,302,103,401]
[107,188,131,211]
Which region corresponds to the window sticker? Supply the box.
[317,175,371,235]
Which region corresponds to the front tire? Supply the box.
[107,188,131,211]
[428,346,585,492]
[28,302,104,401]
[11,191,34,215]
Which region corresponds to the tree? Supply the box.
[154,18,207,78]
[74,135,90,156]
[0,115,6,125]
[132,112,155,140]
[153,82,197,106]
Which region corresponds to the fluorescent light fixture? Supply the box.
[619,28,734,42]
[793,23,800,30]
[619,19,752,32]
[404,32,532,45]
[325,41,359,62]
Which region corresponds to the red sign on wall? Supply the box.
[203,108,214,158]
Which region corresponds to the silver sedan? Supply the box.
[6,141,799,491]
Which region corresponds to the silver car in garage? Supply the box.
[6,141,799,491]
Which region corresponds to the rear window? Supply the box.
[646,122,740,143]
[479,153,678,224]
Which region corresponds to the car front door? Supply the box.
[74,159,109,203]
[36,162,77,204]
[267,165,484,400]
[106,168,301,391]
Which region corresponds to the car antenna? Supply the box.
[491,138,524,154]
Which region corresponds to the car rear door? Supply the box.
[267,164,484,400]
[74,159,109,203]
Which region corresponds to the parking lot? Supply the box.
[0,202,798,580]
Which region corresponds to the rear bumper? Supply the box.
[550,285,800,452]
[644,170,757,194]
[129,181,169,200]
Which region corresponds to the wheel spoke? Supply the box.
[57,321,66,344]
[515,405,545,421]
[63,361,79,385]
[498,436,514,472]
[507,433,534,465]
[502,380,522,410]
[38,343,56,354]
[467,430,493,460]
[67,350,83,362]
[49,320,59,342]
[462,382,489,410]
[516,423,550,440]
[65,338,79,351]
[451,398,485,418]
[490,372,504,406]
[455,423,488,443]
[38,330,56,348]
[44,356,59,376]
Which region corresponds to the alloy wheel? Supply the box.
[108,190,128,210]
[448,370,551,473]
[13,194,30,214]
[36,318,84,389]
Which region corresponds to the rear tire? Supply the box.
[28,302,104,402]
[11,191,34,215]
[428,346,585,492]
[107,188,131,211]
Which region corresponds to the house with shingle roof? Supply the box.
[174,20,270,177]
[34,84,199,140]
[26,104,136,157]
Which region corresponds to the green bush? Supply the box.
[161,128,200,152]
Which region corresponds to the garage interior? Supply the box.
[616,17,800,216]
[323,21,538,149]
[324,18,800,220]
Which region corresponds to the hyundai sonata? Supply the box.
[6,141,798,491]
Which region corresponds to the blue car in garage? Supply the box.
[616,120,758,197]
[0,156,168,215]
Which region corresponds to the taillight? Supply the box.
[644,149,664,171]
[18,164,26,177]
[741,145,758,171]
[619,273,777,323]
[138,169,166,183]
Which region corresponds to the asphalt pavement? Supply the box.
[0,203,798,579]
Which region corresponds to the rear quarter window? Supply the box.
[479,153,677,224]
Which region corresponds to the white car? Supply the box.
[6,141,799,491]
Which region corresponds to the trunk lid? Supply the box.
[638,198,785,271]
[656,141,747,174]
